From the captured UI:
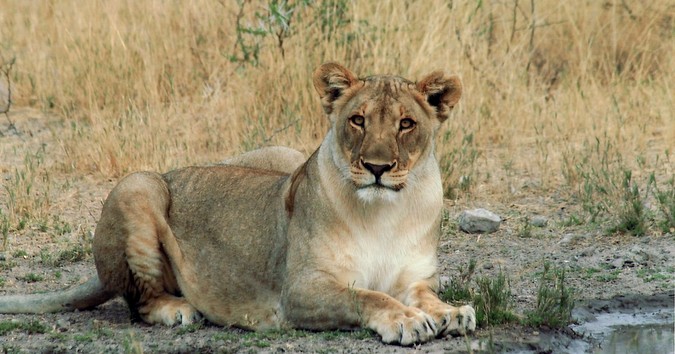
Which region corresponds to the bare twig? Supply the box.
[528,0,536,52]
[0,56,17,133]
[512,20,566,32]
[620,0,637,21]
[261,118,300,146]
[507,0,519,53]
[525,0,536,83]
[455,30,505,99]
[230,0,252,67]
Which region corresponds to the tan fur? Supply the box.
[221,146,305,174]
[0,63,475,345]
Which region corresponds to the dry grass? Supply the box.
[0,0,673,236]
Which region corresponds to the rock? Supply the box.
[579,247,596,257]
[530,215,548,227]
[458,208,501,234]
[559,233,575,245]
[56,319,70,331]
[611,258,625,269]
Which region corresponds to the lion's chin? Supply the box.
[355,184,400,203]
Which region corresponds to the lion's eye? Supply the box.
[399,118,416,130]
[349,115,365,127]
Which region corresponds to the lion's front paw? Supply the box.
[140,295,202,326]
[369,307,437,346]
[430,304,476,336]
[173,304,203,326]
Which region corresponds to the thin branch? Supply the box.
[261,118,300,146]
[0,56,17,133]
[507,0,519,53]
[620,0,637,21]
[231,0,252,66]
[455,30,505,100]
[525,0,536,83]
[528,0,536,53]
[512,20,566,33]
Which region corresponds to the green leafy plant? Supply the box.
[517,217,533,238]
[0,320,48,335]
[0,208,9,249]
[176,322,204,335]
[20,273,44,283]
[41,244,91,267]
[230,0,311,66]
[441,259,518,327]
[650,173,675,233]
[608,170,647,236]
[440,130,480,199]
[11,250,27,258]
[441,259,477,304]
[122,331,143,354]
[570,137,652,235]
[473,271,519,326]
[525,262,574,328]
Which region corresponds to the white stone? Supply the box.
[458,208,501,234]
[531,215,548,227]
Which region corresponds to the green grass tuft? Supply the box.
[473,271,519,326]
[441,259,518,328]
[525,262,575,328]
[0,320,49,335]
[176,322,204,335]
[650,174,675,233]
[40,244,91,267]
[20,273,44,283]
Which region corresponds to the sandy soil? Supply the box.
[1,110,673,353]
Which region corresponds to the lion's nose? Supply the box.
[363,161,395,179]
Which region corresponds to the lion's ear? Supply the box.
[416,72,462,123]
[313,63,358,114]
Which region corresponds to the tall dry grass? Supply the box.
[0,0,673,230]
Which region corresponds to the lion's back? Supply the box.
[162,165,288,249]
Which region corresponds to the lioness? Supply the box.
[0,63,475,345]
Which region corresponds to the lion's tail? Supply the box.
[0,276,115,313]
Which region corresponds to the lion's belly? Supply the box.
[162,166,289,330]
[176,243,285,330]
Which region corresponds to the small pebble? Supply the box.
[559,233,575,245]
[530,215,548,227]
[611,258,625,269]
[56,319,70,331]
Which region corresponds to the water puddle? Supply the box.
[570,292,674,353]
[468,293,674,353]
[571,312,673,353]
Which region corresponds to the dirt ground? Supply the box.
[1,110,673,353]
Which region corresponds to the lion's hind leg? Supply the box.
[95,172,201,326]
[125,218,201,326]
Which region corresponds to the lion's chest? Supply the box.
[323,203,439,295]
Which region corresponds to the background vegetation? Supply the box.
[0,0,673,236]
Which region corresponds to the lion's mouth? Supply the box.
[359,181,403,192]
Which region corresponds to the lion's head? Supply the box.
[313,63,462,202]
